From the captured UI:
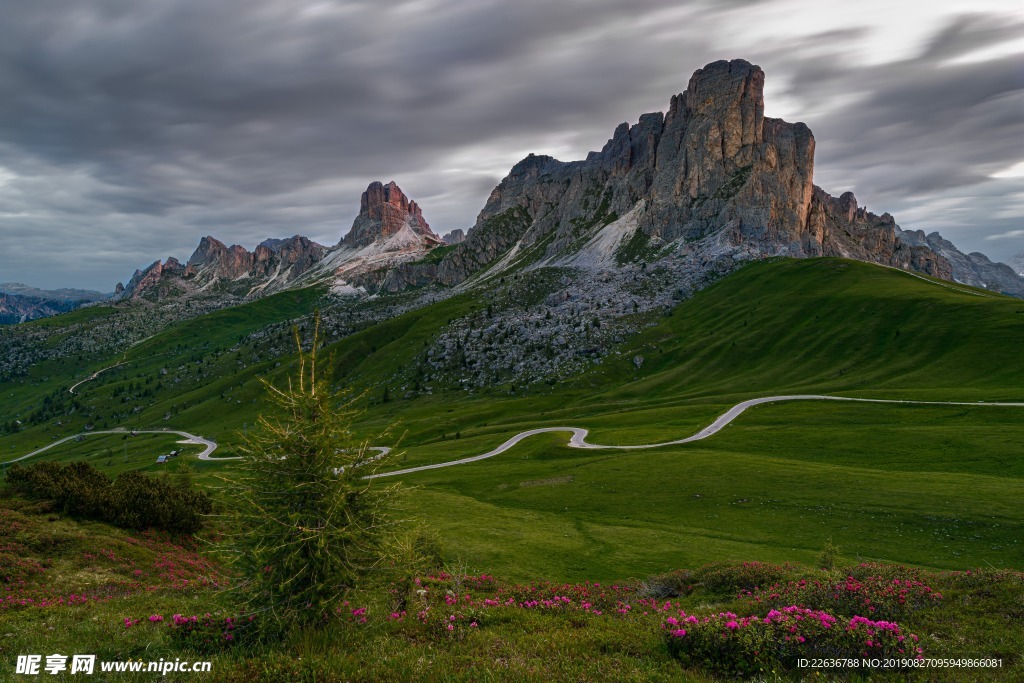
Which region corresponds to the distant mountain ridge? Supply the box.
[113,233,329,301]
[0,283,109,302]
[1006,251,1024,277]
[112,179,446,302]
[896,230,1024,297]
[101,58,1024,309]
[0,291,83,324]
[0,283,110,325]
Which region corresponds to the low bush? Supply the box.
[106,470,212,533]
[664,606,923,677]
[165,612,258,653]
[637,569,695,598]
[740,572,942,620]
[4,461,212,534]
[5,461,110,518]
[691,560,805,594]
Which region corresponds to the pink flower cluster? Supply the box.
[0,531,230,613]
[662,605,925,661]
[740,573,942,619]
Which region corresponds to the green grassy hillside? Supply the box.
[7,258,1023,451]
[352,257,1024,452]
[3,257,1023,579]
[3,432,208,478]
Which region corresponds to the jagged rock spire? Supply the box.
[343,180,440,248]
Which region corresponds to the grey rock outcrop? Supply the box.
[443,229,466,245]
[379,262,440,293]
[897,230,1024,296]
[435,59,960,289]
[187,236,254,280]
[119,260,165,299]
[808,191,952,279]
[343,180,441,248]
[185,234,326,286]
[1008,251,1024,277]
[119,234,326,300]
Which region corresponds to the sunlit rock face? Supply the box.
[344,180,441,249]
[436,59,962,286]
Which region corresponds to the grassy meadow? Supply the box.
[1,257,1023,679]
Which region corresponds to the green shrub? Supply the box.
[107,471,212,534]
[692,561,805,594]
[819,538,841,570]
[3,461,212,534]
[166,613,258,653]
[664,606,923,677]
[224,313,403,633]
[638,569,695,598]
[7,461,111,518]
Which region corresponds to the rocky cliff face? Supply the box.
[896,230,1024,296]
[343,181,440,248]
[807,191,953,279]
[250,235,327,283]
[443,229,466,245]
[1008,252,1024,277]
[120,260,165,298]
[187,236,253,280]
[310,180,444,291]
[435,59,963,289]
[117,234,326,300]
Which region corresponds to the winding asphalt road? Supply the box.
[68,362,131,395]
[366,394,1024,478]
[4,429,221,465]
[7,395,1024,473]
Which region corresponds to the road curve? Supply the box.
[366,395,1024,479]
[68,362,130,395]
[3,429,225,465]
[7,395,1023,473]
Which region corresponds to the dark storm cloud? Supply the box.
[0,1,1021,289]
[806,54,1023,192]
[750,13,1024,258]
[0,0,670,185]
[919,13,1024,61]
[0,0,703,289]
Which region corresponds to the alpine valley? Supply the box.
[2,59,1024,680]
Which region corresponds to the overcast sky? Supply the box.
[0,0,1021,291]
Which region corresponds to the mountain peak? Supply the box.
[187,236,228,267]
[344,180,440,248]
